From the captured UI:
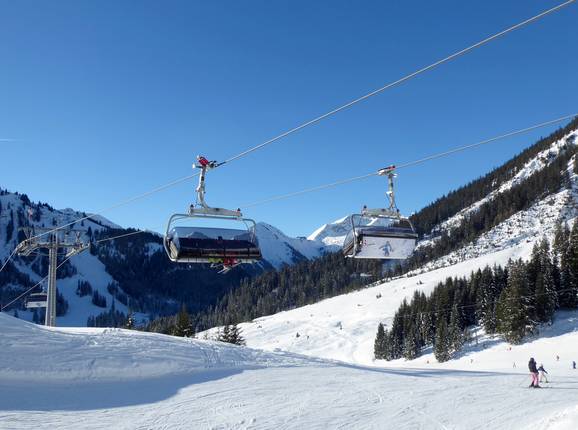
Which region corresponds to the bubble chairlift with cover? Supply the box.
[164,156,262,273]
[342,166,418,260]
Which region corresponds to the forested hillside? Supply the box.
[147,120,577,335]
[375,223,578,362]
[147,252,382,333]
[410,118,578,236]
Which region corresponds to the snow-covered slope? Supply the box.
[0,312,303,382]
[419,130,577,248]
[2,311,578,429]
[213,240,538,364]
[0,191,135,326]
[308,215,352,247]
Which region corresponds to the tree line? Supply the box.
[374,222,578,362]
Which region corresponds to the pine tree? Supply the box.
[553,223,570,261]
[172,304,193,337]
[534,238,557,323]
[559,224,578,309]
[477,266,499,334]
[496,260,531,344]
[448,303,464,355]
[219,324,231,343]
[374,323,386,359]
[434,317,450,362]
[402,326,420,360]
[125,310,135,329]
[229,324,246,345]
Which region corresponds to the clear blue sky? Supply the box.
[1,0,576,237]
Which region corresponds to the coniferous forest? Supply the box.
[374,222,578,362]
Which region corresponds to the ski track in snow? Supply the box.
[3,237,578,430]
[2,309,578,430]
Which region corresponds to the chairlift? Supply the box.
[164,156,262,272]
[343,165,418,260]
[25,292,47,309]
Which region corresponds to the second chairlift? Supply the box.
[343,166,418,260]
[164,156,262,273]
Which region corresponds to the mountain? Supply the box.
[307,215,351,247]
[255,222,327,268]
[3,119,577,330]
[190,119,578,337]
[0,189,330,326]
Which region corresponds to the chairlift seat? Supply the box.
[166,226,262,263]
[343,215,418,260]
[25,293,48,309]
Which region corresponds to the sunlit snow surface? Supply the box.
[3,237,578,430]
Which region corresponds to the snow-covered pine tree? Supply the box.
[219,324,231,343]
[477,266,499,334]
[402,325,420,360]
[448,303,464,356]
[559,223,578,309]
[553,223,570,261]
[434,317,450,362]
[228,324,246,346]
[496,260,531,344]
[533,238,557,323]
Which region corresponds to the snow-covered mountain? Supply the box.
[255,222,327,268]
[308,215,351,247]
[0,189,331,326]
[203,123,578,366]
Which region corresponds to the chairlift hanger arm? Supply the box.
[191,155,244,218]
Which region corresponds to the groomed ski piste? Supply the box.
[2,235,578,430]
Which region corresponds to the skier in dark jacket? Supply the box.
[538,364,548,383]
[528,358,540,388]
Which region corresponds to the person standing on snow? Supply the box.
[528,358,540,388]
[538,364,548,383]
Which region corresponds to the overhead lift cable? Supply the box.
[238,112,578,209]
[0,248,19,274]
[2,0,574,264]
[217,0,576,167]
[0,254,73,312]
[1,110,575,279]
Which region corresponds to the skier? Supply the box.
[573,361,576,370]
[528,357,540,388]
[538,364,548,383]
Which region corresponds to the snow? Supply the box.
[2,310,578,429]
[2,128,578,427]
[419,130,577,247]
[307,215,351,247]
[214,241,538,365]
[256,222,327,268]
[2,188,337,326]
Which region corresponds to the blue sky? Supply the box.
[1,0,576,237]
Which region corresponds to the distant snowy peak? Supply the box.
[307,216,351,247]
[256,222,328,269]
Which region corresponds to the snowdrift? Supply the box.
[0,313,307,382]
